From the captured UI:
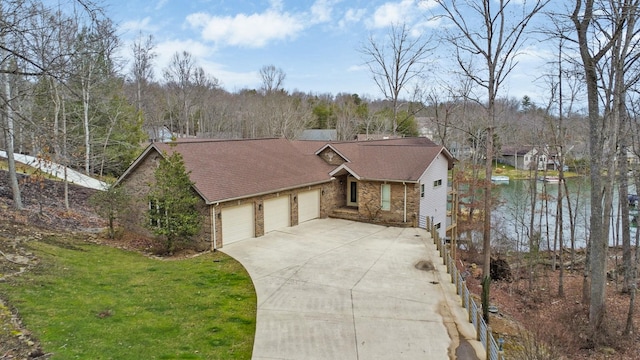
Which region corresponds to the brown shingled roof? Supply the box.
[122,137,454,204]
[154,138,333,203]
[329,140,449,182]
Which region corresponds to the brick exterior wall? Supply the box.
[330,179,419,227]
[360,181,419,225]
[330,175,348,208]
[119,149,212,252]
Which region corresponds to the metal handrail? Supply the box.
[425,216,504,360]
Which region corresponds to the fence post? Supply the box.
[476,308,482,341]
[443,250,448,270]
[454,269,459,294]
[486,326,492,360]
[442,239,446,265]
[466,286,472,323]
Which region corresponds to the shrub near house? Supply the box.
[146,150,202,254]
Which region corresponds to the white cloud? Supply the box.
[155,0,168,11]
[269,0,285,11]
[370,0,420,28]
[418,0,439,11]
[339,8,367,28]
[185,1,340,48]
[347,64,368,72]
[421,15,443,29]
[310,0,340,24]
[202,62,259,91]
[155,39,212,59]
[120,17,155,34]
[186,5,306,48]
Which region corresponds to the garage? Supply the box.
[298,189,320,224]
[221,203,254,245]
[264,196,290,233]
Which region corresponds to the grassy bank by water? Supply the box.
[491,164,580,180]
[0,234,256,359]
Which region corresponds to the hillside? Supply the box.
[0,170,105,359]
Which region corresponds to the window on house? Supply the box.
[149,200,157,226]
[433,179,442,188]
[381,184,391,211]
[350,181,357,203]
[420,184,425,198]
[148,199,166,227]
[435,223,441,230]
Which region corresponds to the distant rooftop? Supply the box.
[298,129,337,141]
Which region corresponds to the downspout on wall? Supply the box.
[403,182,407,223]
[211,204,217,252]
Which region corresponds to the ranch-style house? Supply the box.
[116,137,455,250]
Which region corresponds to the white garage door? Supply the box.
[264,196,290,233]
[221,204,254,245]
[298,189,320,223]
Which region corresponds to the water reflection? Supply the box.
[486,177,637,251]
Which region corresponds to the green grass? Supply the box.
[0,158,45,176]
[0,235,256,359]
[492,163,581,180]
[454,163,581,182]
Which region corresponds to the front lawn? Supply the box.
[0,234,256,359]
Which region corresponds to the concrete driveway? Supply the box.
[221,219,484,360]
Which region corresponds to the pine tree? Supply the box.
[147,150,201,254]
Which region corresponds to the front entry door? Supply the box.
[347,177,358,207]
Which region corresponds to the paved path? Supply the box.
[0,151,107,190]
[222,219,484,360]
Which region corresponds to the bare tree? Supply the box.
[436,0,548,322]
[163,51,197,137]
[334,93,366,141]
[1,0,33,210]
[259,91,313,139]
[570,0,638,332]
[259,64,286,94]
[595,0,640,295]
[0,0,105,208]
[1,45,22,209]
[624,97,640,334]
[360,23,432,135]
[68,18,120,175]
[131,33,156,113]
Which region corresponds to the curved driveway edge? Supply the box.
[221,219,485,360]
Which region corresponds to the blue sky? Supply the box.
[110,0,555,105]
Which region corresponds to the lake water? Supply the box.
[487,177,637,251]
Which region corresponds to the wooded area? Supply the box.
[3,0,640,357]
